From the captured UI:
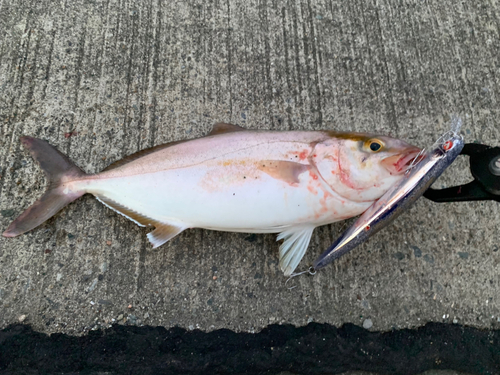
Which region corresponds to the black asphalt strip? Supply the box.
[0,322,498,374]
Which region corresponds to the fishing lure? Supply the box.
[313,120,464,271]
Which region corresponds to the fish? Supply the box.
[312,128,464,271]
[2,123,421,276]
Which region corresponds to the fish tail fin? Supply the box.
[2,136,87,238]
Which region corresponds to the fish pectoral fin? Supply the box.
[277,226,315,276]
[147,222,185,249]
[208,122,246,136]
[258,160,310,185]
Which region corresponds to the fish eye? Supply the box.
[366,139,383,152]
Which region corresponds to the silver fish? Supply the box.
[3,123,421,276]
[312,128,464,270]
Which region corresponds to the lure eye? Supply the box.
[443,140,453,151]
[368,140,383,152]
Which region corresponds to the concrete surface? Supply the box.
[0,0,499,342]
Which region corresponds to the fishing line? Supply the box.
[405,147,426,175]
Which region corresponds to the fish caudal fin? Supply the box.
[2,137,86,238]
[277,226,315,276]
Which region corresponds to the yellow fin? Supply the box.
[258,160,310,185]
[208,122,246,136]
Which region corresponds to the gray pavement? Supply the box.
[0,0,499,345]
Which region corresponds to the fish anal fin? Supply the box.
[95,195,186,248]
[147,223,185,249]
[95,196,155,227]
[102,140,187,172]
[258,161,310,185]
[208,123,246,136]
[277,226,315,276]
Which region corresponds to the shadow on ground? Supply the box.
[0,322,497,374]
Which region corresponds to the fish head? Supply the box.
[313,132,421,202]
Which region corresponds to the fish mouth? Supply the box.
[381,147,422,175]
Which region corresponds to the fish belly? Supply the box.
[82,163,372,233]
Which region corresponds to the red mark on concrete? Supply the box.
[298,150,308,160]
[64,130,78,138]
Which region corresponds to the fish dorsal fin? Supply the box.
[277,226,315,276]
[208,122,246,136]
[102,140,187,172]
[95,195,186,248]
